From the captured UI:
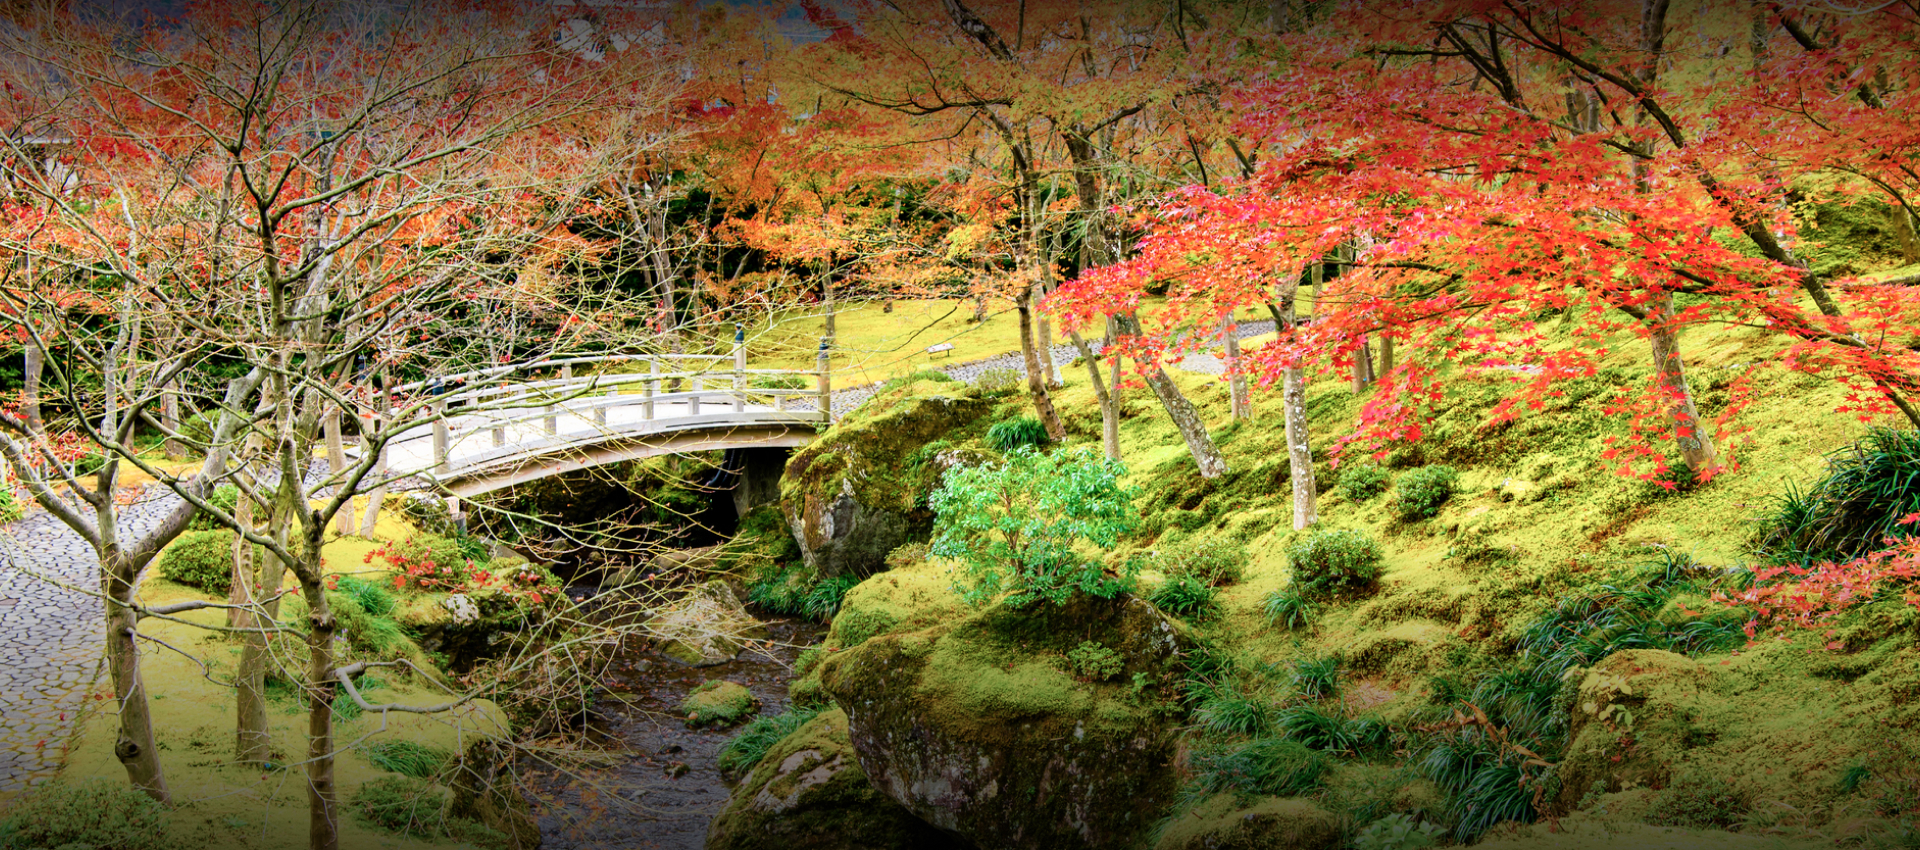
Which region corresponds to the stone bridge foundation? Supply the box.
[730,446,790,519]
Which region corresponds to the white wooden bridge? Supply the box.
[380,344,832,498]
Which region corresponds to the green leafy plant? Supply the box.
[972,367,1022,397]
[1290,655,1343,699]
[803,574,860,620]
[1285,529,1384,597]
[364,740,452,779]
[1262,587,1317,629]
[1152,535,1247,586]
[717,704,827,776]
[1067,640,1125,681]
[1339,462,1392,501]
[1185,738,1330,801]
[1752,426,1920,564]
[0,779,173,850]
[157,529,238,593]
[1193,682,1275,737]
[986,415,1050,452]
[1149,574,1219,621]
[931,446,1139,607]
[1393,465,1460,521]
[331,574,397,618]
[1353,813,1444,850]
[186,484,241,531]
[0,488,25,523]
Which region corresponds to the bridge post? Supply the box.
[644,359,657,420]
[817,337,832,425]
[545,364,568,435]
[432,401,450,469]
[733,323,746,414]
[691,374,702,417]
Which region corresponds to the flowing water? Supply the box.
[525,615,821,850]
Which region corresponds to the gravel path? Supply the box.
[0,320,1272,796]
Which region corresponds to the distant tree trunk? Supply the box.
[1647,293,1720,473]
[1224,316,1251,420]
[823,272,837,342]
[1068,328,1120,460]
[1377,334,1395,383]
[23,340,43,434]
[1350,335,1374,393]
[102,552,168,803]
[1115,311,1226,478]
[1034,278,1058,388]
[234,511,285,767]
[1276,279,1317,529]
[226,493,253,629]
[1016,290,1066,440]
[357,372,394,538]
[325,410,352,536]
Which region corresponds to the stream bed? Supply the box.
[523,616,822,850]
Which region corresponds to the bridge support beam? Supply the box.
[730,446,790,520]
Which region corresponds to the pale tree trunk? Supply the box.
[1068,328,1120,460]
[1377,334,1395,382]
[1276,279,1318,528]
[1350,335,1374,393]
[234,508,284,767]
[357,371,394,537]
[1647,293,1719,472]
[1116,312,1226,478]
[1034,279,1058,388]
[823,273,837,342]
[226,493,253,629]
[22,340,43,435]
[1016,291,1066,440]
[102,553,169,802]
[301,561,341,850]
[325,410,352,536]
[1224,316,1251,421]
[160,390,184,460]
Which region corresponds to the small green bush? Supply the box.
[1285,529,1384,597]
[364,740,452,779]
[1353,813,1444,850]
[333,575,396,618]
[1067,640,1125,681]
[972,367,1022,397]
[1262,588,1317,630]
[1153,535,1247,586]
[986,415,1049,452]
[0,488,24,523]
[717,704,826,776]
[0,779,172,850]
[394,494,457,537]
[1339,462,1391,501]
[931,446,1139,608]
[186,484,241,531]
[1753,426,1920,564]
[1393,465,1459,521]
[158,529,238,593]
[349,776,504,846]
[1149,575,1219,621]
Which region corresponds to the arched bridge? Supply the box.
[381,348,832,499]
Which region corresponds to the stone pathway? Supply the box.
[0,320,1274,797]
[0,487,185,795]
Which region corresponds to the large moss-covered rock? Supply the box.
[706,707,960,850]
[1152,795,1342,850]
[649,580,768,667]
[781,378,990,577]
[682,680,760,728]
[789,552,969,705]
[820,592,1189,850]
[1559,649,1708,805]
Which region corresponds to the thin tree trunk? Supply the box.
[357,372,394,537]
[1647,293,1719,473]
[103,556,169,803]
[1034,280,1058,388]
[1276,280,1318,528]
[23,340,43,435]
[302,565,340,850]
[226,492,253,629]
[1016,291,1066,440]
[1068,328,1120,460]
[235,505,282,765]
[1350,335,1374,393]
[1115,312,1226,478]
[823,273,836,341]
[1377,334,1395,382]
[1224,316,1250,421]
[325,410,351,536]
[160,389,184,460]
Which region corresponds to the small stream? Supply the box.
[524,615,822,850]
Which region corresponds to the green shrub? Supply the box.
[0,779,172,850]
[186,484,241,531]
[158,529,238,593]
[972,367,1022,397]
[332,574,396,618]
[1339,462,1391,501]
[718,704,826,776]
[364,740,452,779]
[1262,588,1317,629]
[1153,535,1247,586]
[1393,465,1459,521]
[1290,655,1343,700]
[348,776,505,847]
[986,415,1049,452]
[1353,813,1444,850]
[1066,640,1125,681]
[1193,682,1274,737]
[1285,529,1384,597]
[931,446,1139,607]
[803,574,860,620]
[1275,704,1385,754]
[1149,575,1219,621]
[1753,426,1920,564]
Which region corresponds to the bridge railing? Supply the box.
[379,339,833,475]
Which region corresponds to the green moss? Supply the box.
[681,680,761,728]
[1152,795,1340,850]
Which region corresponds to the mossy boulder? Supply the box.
[789,553,968,704]
[1151,795,1342,850]
[682,680,760,728]
[707,707,961,850]
[1559,649,1708,806]
[446,737,541,850]
[781,379,990,577]
[648,580,769,667]
[819,592,1188,850]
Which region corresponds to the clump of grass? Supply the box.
[972,367,1022,397]
[986,415,1049,452]
[348,776,504,847]
[1192,682,1275,737]
[334,574,397,618]
[1149,575,1219,621]
[1290,655,1343,700]
[0,779,173,850]
[1393,465,1459,521]
[1184,738,1330,801]
[1262,588,1317,630]
[747,564,858,622]
[1275,705,1387,755]
[718,704,827,776]
[1752,426,1920,564]
[364,740,453,779]
[1419,734,1552,842]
